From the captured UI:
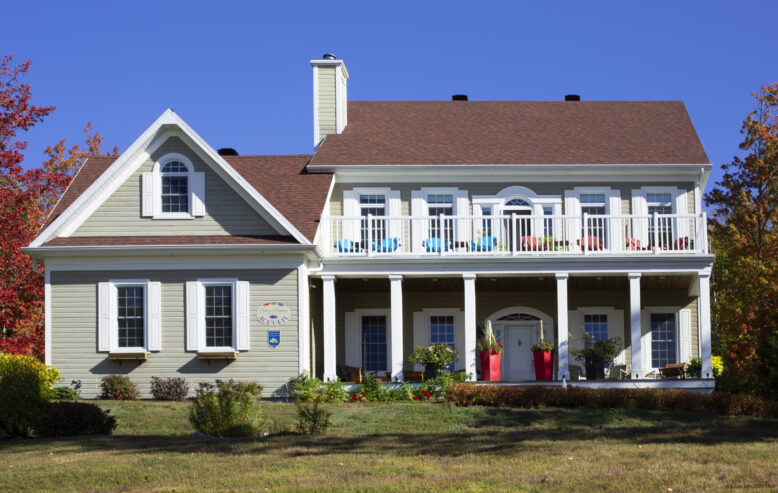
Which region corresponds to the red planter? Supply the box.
[479,350,502,381]
[533,350,554,380]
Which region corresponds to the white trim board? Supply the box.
[31,109,310,247]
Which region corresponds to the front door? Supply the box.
[499,322,538,381]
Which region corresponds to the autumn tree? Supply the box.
[0,54,117,357]
[705,82,778,398]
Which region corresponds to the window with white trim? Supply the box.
[583,313,609,369]
[650,313,677,368]
[647,192,673,248]
[185,278,250,353]
[543,205,553,238]
[429,314,455,371]
[580,192,608,248]
[205,285,233,348]
[362,315,387,372]
[97,279,161,354]
[117,285,145,348]
[142,153,205,219]
[160,161,190,213]
[481,206,493,237]
[359,193,387,246]
[427,194,454,242]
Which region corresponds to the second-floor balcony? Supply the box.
[320,213,708,258]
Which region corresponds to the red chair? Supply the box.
[625,237,642,251]
[521,236,545,251]
[578,236,603,251]
[672,237,690,251]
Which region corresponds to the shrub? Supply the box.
[101,375,138,400]
[323,380,349,403]
[189,379,268,438]
[444,384,778,418]
[296,400,331,434]
[408,344,459,377]
[290,371,324,402]
[358,374,388,402]
[53,386,80,400]
[0,354,60,437]
[36,401,117,437]
[421,372,470,399]
[150,376,189,401]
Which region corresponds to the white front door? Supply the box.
[500,322,538,381]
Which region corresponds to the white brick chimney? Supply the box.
[311,54,349,147]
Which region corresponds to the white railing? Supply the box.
[320,213,708,257]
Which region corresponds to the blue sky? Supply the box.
[4,1,776,193]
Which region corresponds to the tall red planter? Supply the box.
[479,350,502,381]
[533,350,553,381]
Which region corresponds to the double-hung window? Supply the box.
[583,313,609,369]
[142,153,205,219]
[97,279,161,354]
[362,315,388,372]
[481,206,493,237]
[647,192,673,248]
[185,278,250,353]
[543,205,554,238]
[429,315,456,371]
[650,313,677,369]
[427,194,454,243]
[205,285,233,348]
[117,285,146,349]
[359,194,387,247]
[160,161,189,213]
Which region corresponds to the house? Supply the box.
[24,55,715,397]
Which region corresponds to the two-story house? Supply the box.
[25,55,715,397]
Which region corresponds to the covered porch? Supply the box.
[309,270,714,388]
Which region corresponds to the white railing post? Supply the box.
[439,213,445,256]
[366,214,373,257]
[701,212,708,254]
[653,212,660,254]
[511,213,517,255]
[582,212,589,254]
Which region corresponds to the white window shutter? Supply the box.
[412,312,426,372]
[97,282,111,352]
[342,190,359,242]
[411,191,425,253]
[564,191,581,250]
[674,190,690,248]
[679,309,691,364]
[186,281,200,352]
[141,173,154,217]
[191,172,206,217]
[387,190,402,240]
[146,282,162,351]
[454,310,465,371]
[641,311,651,372]
[612,309,625,365]
[631,189,649,245]
[608,190,622,252]
[455,190,469,242]
[568,310,583,353]
[236,281,250,350]
[344,312,361,367]
[385,312,392,372]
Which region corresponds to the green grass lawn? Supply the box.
[1,400,777,492]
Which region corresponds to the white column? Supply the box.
[44,268,51,367]
[629,273,643,379]
[556,273,569,380]
[463,273,477,380]
[297,265,310,374]
[698,271,713,378]
[322,275,337,382]
[389,275,404,382]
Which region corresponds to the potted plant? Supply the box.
[477,320,503,381]
[569,328,622,380]
[530,323,554,380]
[408,343,459,380]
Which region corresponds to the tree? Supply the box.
[705,83,778,398]
[0,54,117,357]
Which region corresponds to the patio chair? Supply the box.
[672,236,690,251]
[569,365,586,380]
[471,236,498,252]
[625,237,643,251]
[521,235,545,251]
[606,364,628,380]
[334,238,362,253]
[577,235,604,251]
[343,365,362,383]
[372,237,401,253]
[423,237,450,253]
[659,363,686,379]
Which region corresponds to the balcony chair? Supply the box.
[625,237,643,251]
[471,236,498,252]
[577,235,604,251]
[334,238,362,253]
[521,235,545,251]
[372,237,401,253]
[671,236,690,251]
[423,237,451,253]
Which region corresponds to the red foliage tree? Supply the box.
[0,54,117,358]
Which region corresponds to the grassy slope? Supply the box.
[1,401,777,492]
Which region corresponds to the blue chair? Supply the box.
[423,238,450,253]
[372,237,401,253]
[334,238,361,253]
[471,236,498,252]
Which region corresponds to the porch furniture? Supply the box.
[521,236,545,251]
[659,363,686,379]
[569,365,586,380]
[343,365,362,383]
[452,240,471,251]
[625,237,643,250]
[471,236,498,252]
[671,236,690,251]
[423,238,450,252]
[403,371,425,382]
[577,236,604,251]
[606,364,628,380]
[334,238,362,253]
[373,237,401,253]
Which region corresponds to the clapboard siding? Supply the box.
[50,268,299,398]
[329,182,696,216]
[317,66,337,137]
[73,137,277,236]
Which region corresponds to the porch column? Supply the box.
[389,275,404,382]
[322,275,337,382]
[628,273,643,379]
[698,271,713,378]
[556,273,569,380]
[463,273,477,380]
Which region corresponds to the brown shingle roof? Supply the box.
[308,101,710,166]
[42,235,298,247]
[39,155,332,243]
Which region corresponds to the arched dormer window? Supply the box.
[141,153,205,219]
[504,198,532,208]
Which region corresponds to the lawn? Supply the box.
[1,400,777,492]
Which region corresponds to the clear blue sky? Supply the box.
[4,1,777,194]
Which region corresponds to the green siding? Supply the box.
[73,137,277,237]
[50,268,299,398]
